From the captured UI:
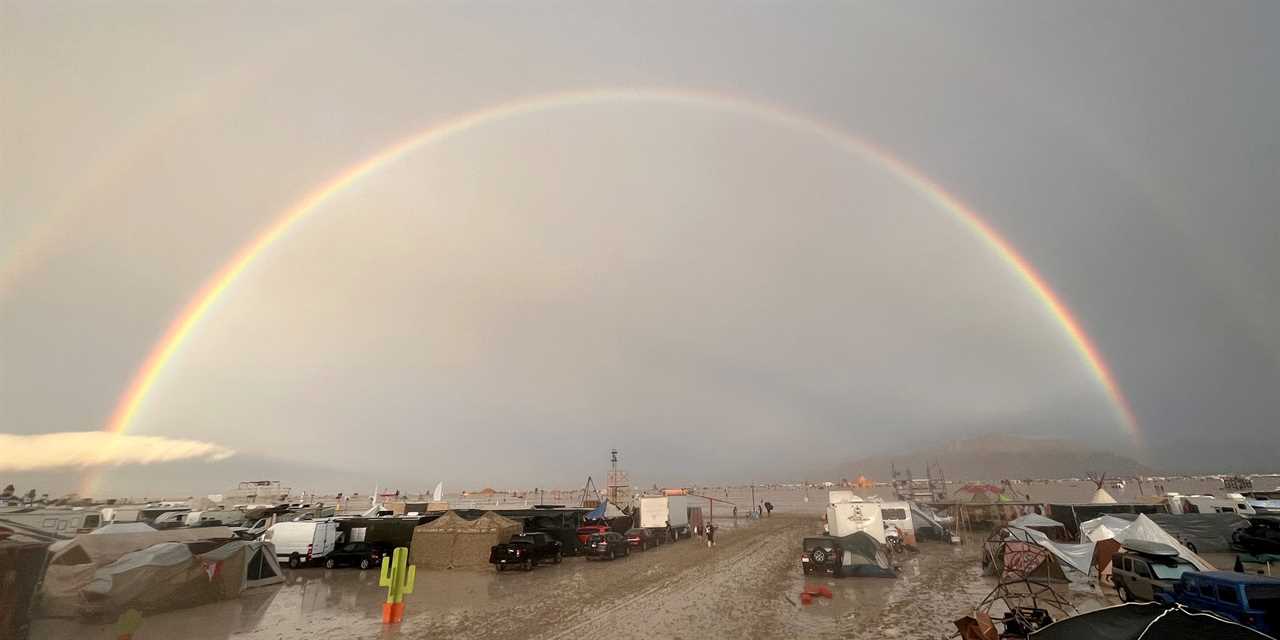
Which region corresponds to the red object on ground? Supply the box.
[800,592,814,605]
[816,585,833,598]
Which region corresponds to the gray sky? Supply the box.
[2,1,1277,496]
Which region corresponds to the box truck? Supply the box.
[639,495,691,539]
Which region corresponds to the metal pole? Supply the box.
[751,484,755,514]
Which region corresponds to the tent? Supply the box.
[39,527,238,618]
[1011,514,1069,541]
[831,531,895,578]
[985,527,1095,582]
[195,539,284,597]
[1091,488,1118,504]
[410,511,520,570]
[1079,514,1214,571]
[47,539,282,618]
[1029,602,1274,640]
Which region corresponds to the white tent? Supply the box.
[1079,513,1214,571]
[1081,515,1133,542]
[1091,488,1118,504]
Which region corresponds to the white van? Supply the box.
[264,520,338,568]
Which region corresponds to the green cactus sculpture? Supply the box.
[379,547,415,623]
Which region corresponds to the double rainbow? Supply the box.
[96,88,1140,482]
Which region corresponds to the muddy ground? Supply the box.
[33,514,1118,640]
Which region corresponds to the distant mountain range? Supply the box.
[836,434,1155,482]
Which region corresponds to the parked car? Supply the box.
[576,524,610,546]
[489,532,563,571]
[584,532,630,560]
[625,528,656,551]
[1111,542,1198,602]
[263,520,338,568]
[1232,516,1280,554]
[801,536,840,576]
[322,542,384,570]
[1156,570,1280,635]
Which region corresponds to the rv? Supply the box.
[825,492,885,544]
[0,507,101,536]
[1167,493,1255,515]
[877,501,916,544]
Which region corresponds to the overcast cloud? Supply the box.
[2,1,1277,495]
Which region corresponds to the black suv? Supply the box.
[801,536,840,575]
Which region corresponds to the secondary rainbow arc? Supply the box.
[99,87,1141,461]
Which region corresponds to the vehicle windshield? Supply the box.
[1151,563,1194,580]
[7,3,1274,639]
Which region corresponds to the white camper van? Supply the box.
[264,520,338,568]
[825,492,886,544]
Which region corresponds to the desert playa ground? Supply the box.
[34,513,1126,640]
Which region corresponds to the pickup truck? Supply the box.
[489,532,563,572]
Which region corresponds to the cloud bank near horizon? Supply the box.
[0,432,234,471]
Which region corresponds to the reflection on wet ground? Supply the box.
[32,515,1126,640]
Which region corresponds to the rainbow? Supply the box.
[95,87,1140,482]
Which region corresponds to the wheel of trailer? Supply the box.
[323,558,335,569]
[524,559,533,571]
[553,551,563,564]
[810,548,828,564]
[289,553,302,569]
[359,558,371,570]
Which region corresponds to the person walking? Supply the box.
[706,523,716,547]
[764,501,773,518]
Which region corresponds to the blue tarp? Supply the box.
[585,501,607,521]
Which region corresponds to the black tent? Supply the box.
[1029,602,1275,640]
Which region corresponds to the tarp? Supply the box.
[1011,514,1066,530]
[1029,602,1274,640]
[48,527,237,566]
[910,503,948,537]
[1079,514,1214,571]
[584,501,628,521]
[1107,513,1248,554]
[1012,527,1097,577]
[83,542,197,609]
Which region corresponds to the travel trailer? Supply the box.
[0,507,101,536]
[825,492,886,544]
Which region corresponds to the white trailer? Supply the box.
[825,493,885,544]
[639,496,691,538]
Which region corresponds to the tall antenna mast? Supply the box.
[607,448,629,503]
